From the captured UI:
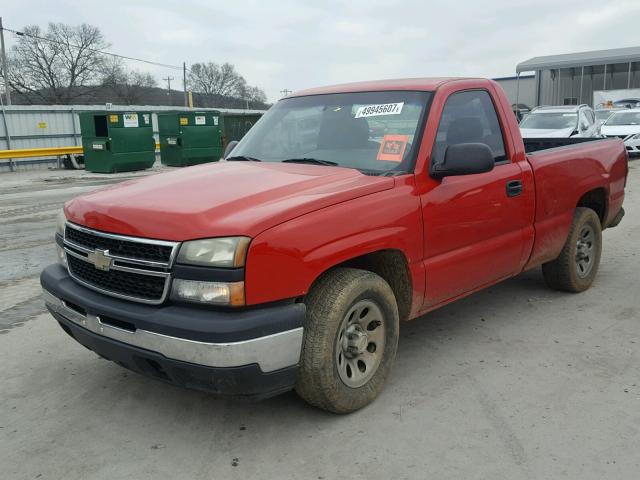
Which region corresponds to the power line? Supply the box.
[1,25,187,71]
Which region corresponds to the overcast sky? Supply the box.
[3,0,640,102]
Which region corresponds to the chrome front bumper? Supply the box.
[43,289,303,373]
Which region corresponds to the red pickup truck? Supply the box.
[41,78,627,413]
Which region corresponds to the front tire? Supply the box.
[542,207,602,292]
[295,268,399,413]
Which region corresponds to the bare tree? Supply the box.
[244,85,267,104]
[101,57,157,104]
[7,23,108,104]
[235,78,268,106]
[187,62,245,97]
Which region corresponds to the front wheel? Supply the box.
[542,207,602,292]
[295,268,399,413]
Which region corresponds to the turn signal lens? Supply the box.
[56,210,67,237]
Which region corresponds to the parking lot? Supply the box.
[1,163,639,480]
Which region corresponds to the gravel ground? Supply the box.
[1,162,639,480]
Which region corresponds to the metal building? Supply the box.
[492,75,536,109]
[512,46,640,108]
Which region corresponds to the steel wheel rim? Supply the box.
[575,224,596,278]
[335,299,386,388]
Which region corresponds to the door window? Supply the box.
[432,90,507,165]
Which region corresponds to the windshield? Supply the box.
[605,111,640,126]
[595,110,615,121]
[519,112,578,130]
[229,91,432,175]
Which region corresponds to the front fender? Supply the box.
[244,178,423,306]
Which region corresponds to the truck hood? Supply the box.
[65,162,394,241]
[520,127,575,138]
[600,125,640,137]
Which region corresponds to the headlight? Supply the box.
[56,209,67,237]
[171,279,245,306]
[177,237,250,268]
[632,133,640,140]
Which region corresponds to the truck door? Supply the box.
[420,89,532,307]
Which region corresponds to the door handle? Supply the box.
[506,180,523,197]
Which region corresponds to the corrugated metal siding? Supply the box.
[537,62,640,107]
[493,76,537,108]
[0,109,80,150]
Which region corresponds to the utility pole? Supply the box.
[0,17,11,106]
[183,62,188,107]
[163,76,173,105]
[280,88,292,97]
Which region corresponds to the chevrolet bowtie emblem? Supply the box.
[87,249,113,271]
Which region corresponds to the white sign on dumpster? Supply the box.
[195,115,206,125]
[123,113,139,128]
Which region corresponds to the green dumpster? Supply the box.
[158,111,223,167]
[220,112,263,149]
[79,111,155,173]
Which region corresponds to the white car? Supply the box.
[601,108,640,156]
[595,108,623,127]
[520,105,600,139]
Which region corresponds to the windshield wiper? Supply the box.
[281,157,338,166]
[225,155,262,162]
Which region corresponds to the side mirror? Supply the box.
[223,140,239,159]
[430,143,495,179]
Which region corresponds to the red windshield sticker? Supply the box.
[377,135,409,162]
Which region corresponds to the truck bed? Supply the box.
[524,137,608,154]
[524,136,627,269]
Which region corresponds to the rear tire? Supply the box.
[542,207,602,292]
[295,268,399,414]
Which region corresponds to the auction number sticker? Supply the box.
[376,134,409,162]
[123,113,139,128]
[195,115,206,125]
[355,102,404,118]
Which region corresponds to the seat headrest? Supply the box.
[446,117,484,145]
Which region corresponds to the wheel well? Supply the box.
[319,250,413,322]
[577,188,607,224]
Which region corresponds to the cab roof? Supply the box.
[288,77,472,98]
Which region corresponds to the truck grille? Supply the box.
[63,223,178,304]
[66,225,173,263]
[67,255,167,301]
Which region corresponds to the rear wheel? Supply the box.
[295,268,399,413]
[542,207,602,292]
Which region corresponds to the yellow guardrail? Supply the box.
[0,146,83,160]
[0,144,162,160]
